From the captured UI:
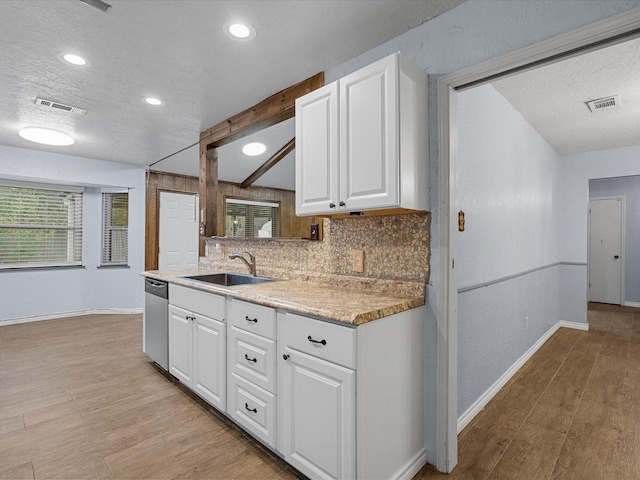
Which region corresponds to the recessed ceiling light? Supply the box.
[18,127,74,146]
[143,97,164,106]
[224,21,256,41]
[58,52,91,67]
[242,142,266,156]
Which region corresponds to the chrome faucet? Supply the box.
[229,251,257,276]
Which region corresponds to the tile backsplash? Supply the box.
[202,213,430,286]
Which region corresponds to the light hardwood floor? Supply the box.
[416,303,640,480]
[0,314,296,479]
[0,304,637,479]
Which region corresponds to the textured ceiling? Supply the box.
[492,36,640,156]
[0,0,465,173]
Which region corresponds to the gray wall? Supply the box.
[456,83,565,418]
[589,175,640,303]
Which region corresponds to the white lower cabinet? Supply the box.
[227,299,278,448]
[167,284,426,480]
[278,308,426,480]
[168,285,226,412]
[281,346,356,480]
[228,372,276,447]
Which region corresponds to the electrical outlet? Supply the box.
[352,250,364,273]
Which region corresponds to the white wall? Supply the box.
[0,145,146,322]
[325,0,640,463]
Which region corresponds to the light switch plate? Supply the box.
[352,250,364,273]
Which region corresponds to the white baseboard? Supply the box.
[456,320,588,433]
[558,320,589,331]
[1,308,142,326]
[624,301,640,308]
[395,448,427,480]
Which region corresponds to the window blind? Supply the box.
[225,199,279,238]
[101,192,128,266]
[0,184,83,268]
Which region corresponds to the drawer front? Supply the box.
[228,299,276,339]
[228,372,276,448]
[284,313,356,369]
[169,284,225,321]
[228,326,276,393]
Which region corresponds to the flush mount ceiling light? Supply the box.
[142,96,164,106]
[18,127,75,146]
[242,142,266,156]
[79,0,112,13]
[223,21,256,41]
[58,52,91,67]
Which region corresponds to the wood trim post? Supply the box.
[199,145,218,255]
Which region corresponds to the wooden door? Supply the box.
[159,192,199,271]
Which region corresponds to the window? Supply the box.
[101,192,128,266]
[225,199,279,238]
[0,183,83,268]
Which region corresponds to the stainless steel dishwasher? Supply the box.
[144,278,169,371]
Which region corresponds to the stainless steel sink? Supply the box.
[182,273,276,286]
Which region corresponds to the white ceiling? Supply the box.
[0,0,465,175]
[492,36,640,156]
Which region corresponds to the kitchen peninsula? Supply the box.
[143,255,427,480]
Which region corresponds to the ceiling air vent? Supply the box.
[35,98,86,115]
[585,95,620,113]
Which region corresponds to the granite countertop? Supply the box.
[143,269,425,326]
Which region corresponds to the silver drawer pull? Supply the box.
[244,354,257,363]
[307,335,327,345]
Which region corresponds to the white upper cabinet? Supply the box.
[296,52,427,216]
[295,82,339,216]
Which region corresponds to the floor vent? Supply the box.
[586,95,620,113]
[35,98,86,115]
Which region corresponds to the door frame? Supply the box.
[435,8,640,473]
[587,196,626,305]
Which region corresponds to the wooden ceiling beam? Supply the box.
[200,72,324,149]
[240,137,295,189]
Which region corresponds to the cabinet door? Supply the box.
[168,305,193,386]
[339,53,399,211]
[281,348,355,480]
[295,82,340,216]
[193,313,226,411]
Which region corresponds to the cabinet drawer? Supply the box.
[228,372,276,448]
[284,313,356,369]
[169,284,225,321]
[228,299,276,339]
[228,326,276,393]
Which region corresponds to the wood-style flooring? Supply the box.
[0,314,296,479]
[416,303,640,480]
[0,304,637,479]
